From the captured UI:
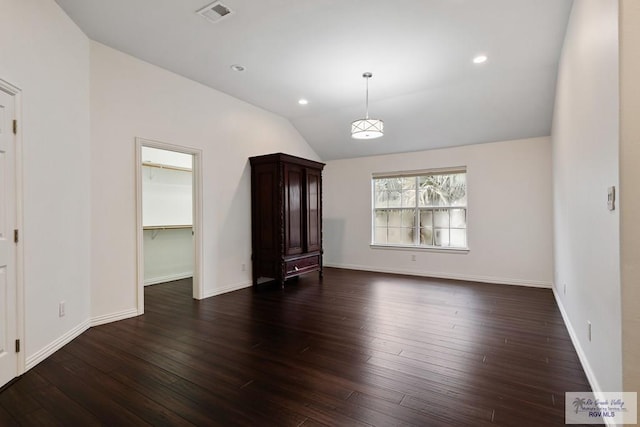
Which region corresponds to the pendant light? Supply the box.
[351,72,384,139]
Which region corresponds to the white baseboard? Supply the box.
[25,319,90,371]
[324,263,552,288]
[552,287,603,383]
[201,280,252,299]
[144,272,193,286]
[90,308,139,327]
[24,308,141,372]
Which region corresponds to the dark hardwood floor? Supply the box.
[0,268,594,426]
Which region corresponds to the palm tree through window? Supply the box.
[372,170,467,248]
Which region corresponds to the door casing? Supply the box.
[0,78,24,386]
[135,137,203,313]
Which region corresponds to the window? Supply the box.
[372,169,467,249]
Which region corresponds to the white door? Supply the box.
[0,88,18,388]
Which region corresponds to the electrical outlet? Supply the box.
[563,283,567,295]
[241,263,246,271]
[59,301,65,317]
[411,255,416,261]
[587,321,592,342]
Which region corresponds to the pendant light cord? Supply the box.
[362,72,374,119]
[365,75,370,119]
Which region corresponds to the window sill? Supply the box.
[370,244,469,254]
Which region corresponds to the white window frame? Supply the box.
[370,167,469,252]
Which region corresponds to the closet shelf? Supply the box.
[143,225,192,230]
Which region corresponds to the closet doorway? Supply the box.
[135,138,202,313]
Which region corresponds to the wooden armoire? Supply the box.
[249,153,325,287]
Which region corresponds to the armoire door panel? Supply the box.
[284,164,303,255]
[306,169,321,252]
[256,168,275,251]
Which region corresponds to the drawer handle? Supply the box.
[294,265,299,271]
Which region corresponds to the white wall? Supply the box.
[142,165,192,227]
[619,0,640,393]
[143,228,193,285]
[551,0,621,393]
[0,0,91,367]
[324,137,553,287]
[90,41,319,319]
[142,146,192,169]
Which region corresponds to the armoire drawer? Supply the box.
[285,256,319,275]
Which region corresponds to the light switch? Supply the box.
[607,186,616,211]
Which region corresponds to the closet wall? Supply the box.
[142,147,194,285]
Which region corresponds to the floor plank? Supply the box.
[0,268,596,426]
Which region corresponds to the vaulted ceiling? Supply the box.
[55,0,574,160]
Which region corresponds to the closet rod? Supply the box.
[143,225,193,230]
[142,162,192,173]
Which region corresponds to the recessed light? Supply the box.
[230,64,246,72]
[473,55,488,64]
[298,99,309,105]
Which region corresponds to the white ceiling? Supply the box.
[54,0,574,160]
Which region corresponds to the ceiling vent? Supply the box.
[196,1,233,23]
